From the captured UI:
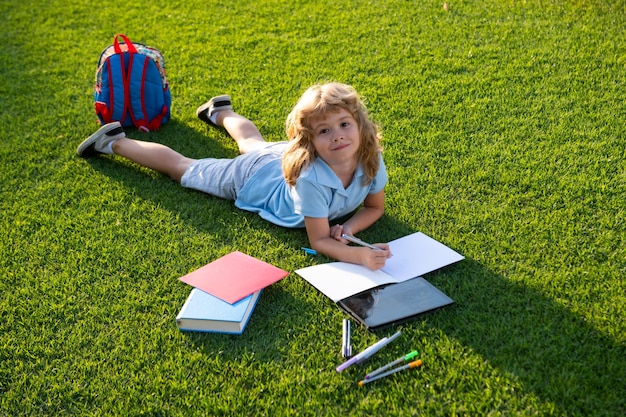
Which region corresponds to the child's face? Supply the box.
[309,108,360,168]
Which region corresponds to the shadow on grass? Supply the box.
[318,216,624,415]
[81,118,326,342]
[375,221,625,415]
[81,123,624,415]
[81,119,296,237]
[176,284,327,361]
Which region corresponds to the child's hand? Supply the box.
[361,244,392,270]
[330,224,350,243]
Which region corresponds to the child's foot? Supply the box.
[77,122,126,157]
[196,95,232,127]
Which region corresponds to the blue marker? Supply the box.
[301,247,317,256]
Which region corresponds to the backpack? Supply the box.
[94,34,171,132]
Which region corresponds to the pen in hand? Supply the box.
[342,234,383,251]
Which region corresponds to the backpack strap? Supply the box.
[96,52,129,126]
[127,54,169,131]
[127,54,150,131]
[113,34,138,54]
[95,35,136,126]
[147,104,170,132]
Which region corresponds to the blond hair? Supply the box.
[282,83,382,186]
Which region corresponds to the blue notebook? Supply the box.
[176,288,262,334]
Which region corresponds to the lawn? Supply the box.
[1,0,624,415]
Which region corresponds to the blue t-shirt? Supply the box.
[235,154,387,228]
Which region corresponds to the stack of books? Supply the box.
[176,251,288,334]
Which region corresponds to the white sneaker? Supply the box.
[77,122,125,157]
[195,95,232,126]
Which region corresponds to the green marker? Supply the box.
[359,359,423,386]
[364,350,419,380]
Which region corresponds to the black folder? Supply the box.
[337,277,454,331]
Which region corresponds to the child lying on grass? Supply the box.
[78,82,391,270]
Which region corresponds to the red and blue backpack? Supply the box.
[94,34,171,132]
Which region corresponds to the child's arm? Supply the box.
[304,190,390,270]
[331,189,386,240]
[305,216,390,270]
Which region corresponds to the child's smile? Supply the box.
[311,108,360,169]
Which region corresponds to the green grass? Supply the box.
[1,0,625,415]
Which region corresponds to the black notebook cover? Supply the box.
[337,277,453,331]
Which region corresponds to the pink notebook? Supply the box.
[179,251,288,304]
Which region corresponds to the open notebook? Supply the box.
[296,232,463,330]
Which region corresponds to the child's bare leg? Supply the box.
[112,138,195,182]
[215,110,268,154]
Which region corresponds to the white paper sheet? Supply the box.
[381,232,465,281]
[296,263,396,302]
[296,232,464,302]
